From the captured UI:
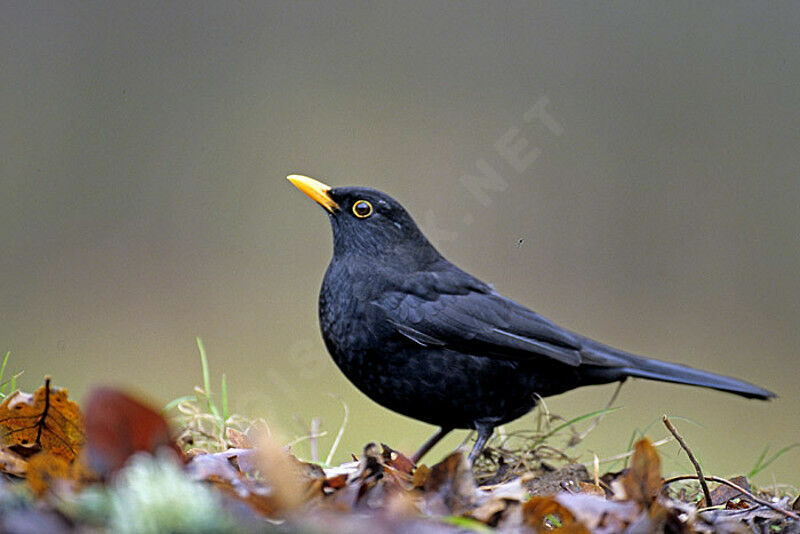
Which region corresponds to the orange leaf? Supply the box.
[522,495,590,533]
[26,452,70,496]
[621,438,662,507]
[381,443,415,475]
[0,377,85,462]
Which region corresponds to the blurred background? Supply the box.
[2,2,798,484]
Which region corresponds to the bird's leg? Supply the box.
[468,426,494,464]
[411,427,452,464]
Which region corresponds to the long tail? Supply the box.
[580,340,776,400]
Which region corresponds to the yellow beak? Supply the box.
[287,174,339,213]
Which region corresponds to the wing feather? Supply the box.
[372,269,584,366]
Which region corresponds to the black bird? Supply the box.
[287,174,775,463]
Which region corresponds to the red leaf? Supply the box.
[83,387,179,477]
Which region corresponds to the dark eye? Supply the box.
[352,200,373,218]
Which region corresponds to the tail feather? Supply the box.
[580,341,776,400]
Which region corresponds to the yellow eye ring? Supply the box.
[352,200,373,218]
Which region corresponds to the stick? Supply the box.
[662,415,712,508]
[662,474,800,521]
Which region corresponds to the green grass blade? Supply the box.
[0,371,23,398]
[0,373,23,393]
[221,373,229,421]
[440,516,493,532]
[748,443,800,478]
[0,351,10,382]
[0,351,11,397]
[196,337,218,417]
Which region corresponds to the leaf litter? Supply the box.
[0,377,796,533]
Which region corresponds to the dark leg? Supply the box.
[411,427,452,464]
[468,426,494,464]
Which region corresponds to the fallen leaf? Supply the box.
[724,498,753,510]
[26,452,70,496]
[522,495,590,533]
[0,447,28,477]
[555,493,640,533]
[83,387,178,477]
[0,377,84,462]
[412,464,430,488]
[620,438,662,507]
[251,431,309,513]
[709,475,751,506]
[468,497,509,524]
[381,443,415,475]
[577,482,606,497]
[423,451,477,515]
[186,450,242,482]
[352,443,391,508]
[225,427,252,449]
[701,503,796,525]
[323,473,348,491]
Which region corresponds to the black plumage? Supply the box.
[288,175,775,463]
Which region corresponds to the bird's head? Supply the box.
[288,174,441,265]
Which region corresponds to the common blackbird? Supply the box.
[287,174,775,463]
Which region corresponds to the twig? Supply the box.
[662,414,712,508]
[662,475,800,521]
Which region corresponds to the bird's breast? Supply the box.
[318,260,389,359]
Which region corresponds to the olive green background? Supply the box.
[2,2,798,483]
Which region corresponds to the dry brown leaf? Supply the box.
[422,451,477,515]
[186,450,284,517]
[412,464,430,488]
[225,427,252,449]
[620,437,662,507]
[0,447,28,476]
[577,482,606,497]
[556,493,640,532]
[469,497,509,524]
[252,432,308,513]
[380,443,415,475]
[187,443,331,519]
[323,473,348,491]
[709,475,751,506]
[0,377,84,462]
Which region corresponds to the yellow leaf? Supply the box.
[0,377,85,462]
